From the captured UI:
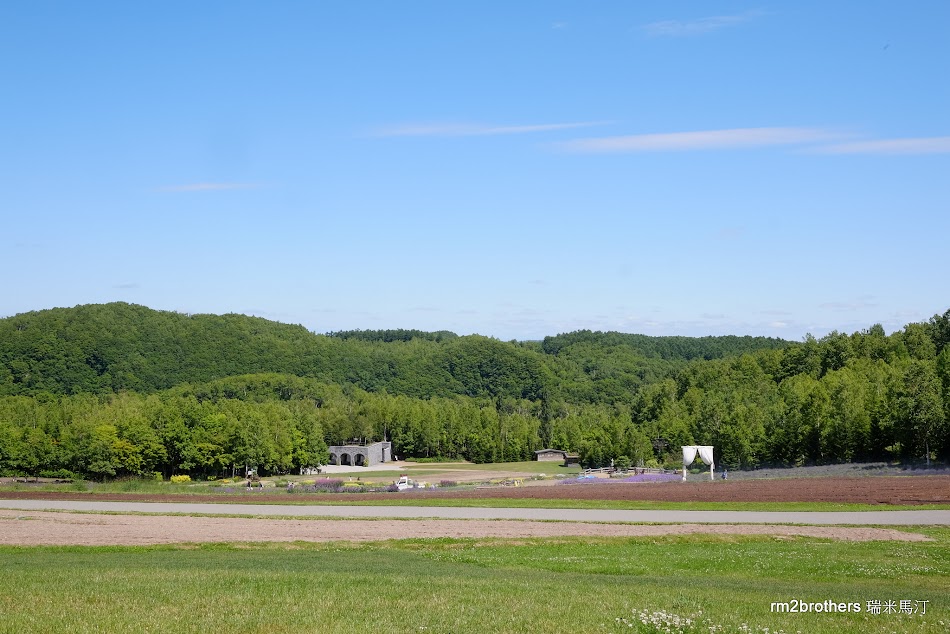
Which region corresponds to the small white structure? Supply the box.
[681,445,715,481]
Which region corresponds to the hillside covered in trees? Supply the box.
[1,303,948,479]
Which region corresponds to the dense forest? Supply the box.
[0,303,948,479]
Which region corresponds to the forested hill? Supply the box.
[1,302,949,479]
[540,330,790,360]
[0,303,792,399]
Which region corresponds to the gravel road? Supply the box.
[2,499,948,525]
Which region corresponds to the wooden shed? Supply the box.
[534,448,568,462]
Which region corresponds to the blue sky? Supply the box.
[2,2,948,341]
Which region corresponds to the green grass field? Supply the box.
[1,531,947,634]
[398,459,580,474]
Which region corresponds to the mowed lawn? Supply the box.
[1,531,948,634]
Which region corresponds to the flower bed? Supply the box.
[559,472,680,485]
[616,472,681,483]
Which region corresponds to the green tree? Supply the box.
[18,427,55,479]
[821,368,871,462]
[892,361,943,463]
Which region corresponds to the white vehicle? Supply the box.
[395,475,428,490]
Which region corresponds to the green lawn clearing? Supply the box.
[1,530,947,634]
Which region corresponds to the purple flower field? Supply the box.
[616,473,681,483]
[559,472,680,485]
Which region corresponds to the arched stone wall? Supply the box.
[326,442,393,468]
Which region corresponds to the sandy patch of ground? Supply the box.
[0,509,930,546]
[313,460,418,475]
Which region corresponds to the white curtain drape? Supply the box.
[682,446,698,466]
[681,445,715,480]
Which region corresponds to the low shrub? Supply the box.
[40,469,76,480]
[170,475,192,484]
[308,478,344,492]
[438,480,458,488]
[662,459,682,471]
[410,456,459,463]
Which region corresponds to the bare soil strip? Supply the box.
[0,509,931,545]
[2,476,944,546]
[3,475,947,505]
[424,475,950,505]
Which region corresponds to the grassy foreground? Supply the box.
[1,531,948,634]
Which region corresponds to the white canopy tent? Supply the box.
[681,445,715,481]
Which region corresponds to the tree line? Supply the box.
[0,304,947,479]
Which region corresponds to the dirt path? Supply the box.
[0,509,931,545]
[2,475,946,546]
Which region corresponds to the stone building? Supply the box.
[327,441,392,467]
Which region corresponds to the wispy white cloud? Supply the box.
[561,127,836,153]
[814,136,950,155]
[820,297,878,312]
[372,121,609,138]
[158,182,262,192]
[642,11,763,37]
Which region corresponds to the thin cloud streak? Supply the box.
[158,183,262,192]
[815,136,950,155]
[820,298,878,312]
[642,11,762,37]
[561,127,836,153]
[372,121,610,138]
